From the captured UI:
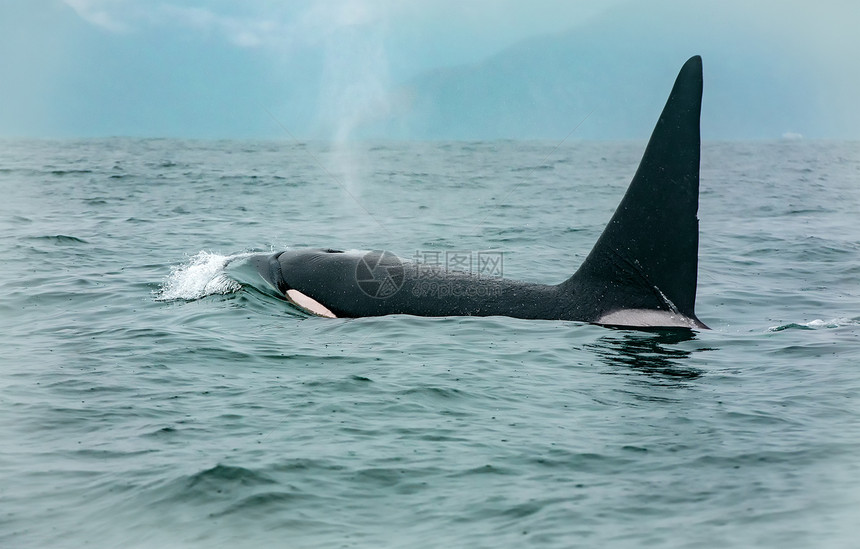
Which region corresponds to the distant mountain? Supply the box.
[367,2,828,140]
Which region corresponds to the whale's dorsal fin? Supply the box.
[563,55,705,327]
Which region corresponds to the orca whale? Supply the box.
[248,55,708,329]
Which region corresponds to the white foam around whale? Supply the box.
[155,251,245,301]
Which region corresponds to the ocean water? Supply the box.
[1,138,859,548]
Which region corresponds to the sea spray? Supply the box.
[156,251,246,301]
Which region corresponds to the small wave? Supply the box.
[186,464,276,489]
[768,317,858,332]
[49,169,93,176]
[29,234,88,244]
[510,164,554,172]
[210,491,311,518]
[155,251,245,301]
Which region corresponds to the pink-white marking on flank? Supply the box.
[286,289,337,318]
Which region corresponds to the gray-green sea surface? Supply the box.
[1,139,859,548]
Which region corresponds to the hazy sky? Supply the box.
[1,0,858,139]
